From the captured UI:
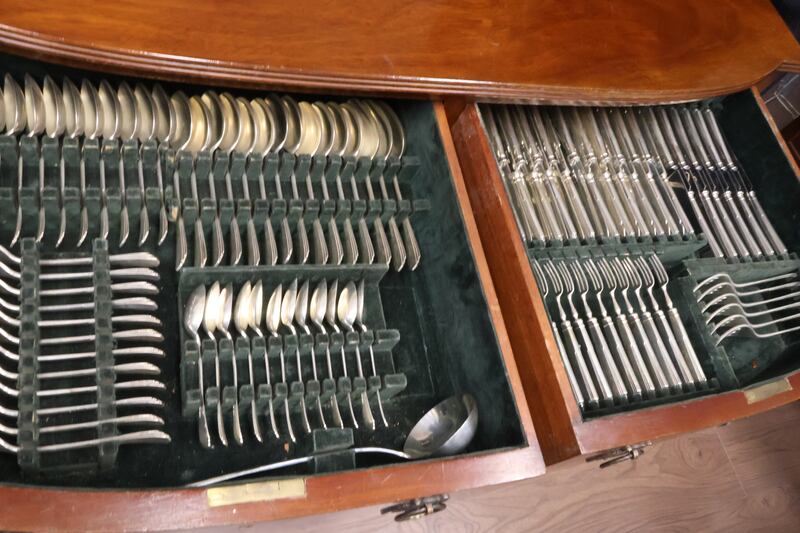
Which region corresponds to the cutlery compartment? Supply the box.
[452,89,800,461]
[0,51,533,489]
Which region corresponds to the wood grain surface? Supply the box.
[175,402,800,533]
[0,1,798,102]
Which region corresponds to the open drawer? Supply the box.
[0,52,543,531]
[451,88,800,464]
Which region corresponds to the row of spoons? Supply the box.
[0,245,169,462]
[184,278,390,448]
[0,74,421,273]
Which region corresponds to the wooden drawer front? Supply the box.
[452,91,800,465]
[0,52,543,532]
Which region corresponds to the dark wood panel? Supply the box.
[0,1,798,101]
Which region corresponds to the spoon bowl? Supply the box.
[403,394,478,459]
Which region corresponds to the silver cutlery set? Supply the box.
[483,103,784,261]
[532,254,707,410]
[183,276,398,448]
[0,74,421,273]
[0,239,168,468]
[694,270,800,345]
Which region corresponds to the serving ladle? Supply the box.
[187,394,478,487]
[310,279,343,429]
[184,284,212,449]
[337,280,375,430]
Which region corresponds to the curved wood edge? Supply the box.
[574,372,800,453]
[0,21,796,103]
[451,104,582,464]
[751,86,800,178]
[0,101,545,533]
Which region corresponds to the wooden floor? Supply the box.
[192,402,800,532]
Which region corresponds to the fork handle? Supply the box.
[654,309,695,385]
[560,320,599,407]
[641,312,683,391]
[601,316,643,398]
[614,314,656,396]
[628,312,671,393]
[574,319,613,402]
[552,321,585,409]
[666,308,708,385]
[587,317,628,400]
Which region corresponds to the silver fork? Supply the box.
[541,261,599,407]
[596,258,656,397]
[634,256,694,386]
[553,260,613,403]
[583,258,642,399]
[569,261,627,401]
[648,255,707,385]
[608,258,670,393]
[532,261,585,408]
[619,257,683,392]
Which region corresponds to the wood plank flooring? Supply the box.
[187,402,800,533]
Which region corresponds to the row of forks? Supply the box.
[532,253,707,410]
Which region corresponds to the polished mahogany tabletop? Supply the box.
[0,0,798,102]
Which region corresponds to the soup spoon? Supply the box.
[217,283,244,445]
[41,76,66,247]
[6,75,26,246]
[187,394,478,487]
[281,279,312,434]
[219,93,243,266]
[170,90,191,270]
[116,81,139,246]
[203,281,227,446]
[234,97,260,267]
[282,96,310,264]
[297,101,328,265]
[151,83,171,245]
[254,97,278,266]
[265,94,293,264]
[314,102,344,265]
[250,280,279,440]
[78,79,102,246]
[200,91,225,266]
[22,75,45,245]
[310,279,343,428]
[266,283,296,442]
[295,279,326,428]
[338,280,374,430]
[97,79,120,241]
[232,281,265,442]
[133,83,155,246]
[342,102,376,265]
[326,279,357,428]
[355,279,388,426]
[61,77,84,247]
[184,284,212,449]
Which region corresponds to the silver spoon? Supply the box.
[187,394,477,487]
[151,83,171,245]
[116,81,138,246]
[266,283,295,442]
[78,79,102,246]
[282,96,310,264]
[232,281,264,442]
[61,77,83,247]
[219,93,243,265]
[218,283,244,445]
[97,79,120,241]
[315,102,344,265]
[201,91,225,266]
[187,95,210,267]
[328,102,359,264]
[184,284,212,449]
[342,101,377,265]
[355,279,388,426]
[281,279,312,434]
[297,101,328,265]
[23,75,45,245]
[295,280,326,428]
[6,75,26,246]
[41,76,66,247]
[255,97,279,266]
[326,279,357,428]
[374,101,420,270]
[234,97,260,267]
[133,83,155,246]
[310,279,343,428]
[338,280,375,430]
[170,90,191,270]
[203,281,227,446]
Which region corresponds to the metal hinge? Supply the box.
[380,494,449,521]
[586,441,653,468]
